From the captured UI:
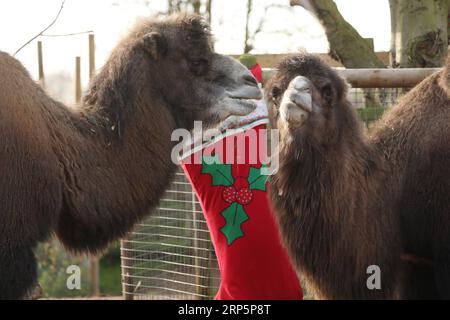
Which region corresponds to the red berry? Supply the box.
[222,186,237,203]
[236,188,253,205]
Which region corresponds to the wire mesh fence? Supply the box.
[348,87,406,128]
[121,171,220,300]
[120,86,407,300]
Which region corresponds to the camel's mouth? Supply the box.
[227,87,262,101]
[221,86,262,117]
[230,97,260,115]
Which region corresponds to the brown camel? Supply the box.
[265,52,450,299]
[0,14,261,299]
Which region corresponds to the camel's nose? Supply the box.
[219,55,262,99]
[228,69,262,100]
[292,76,312,93]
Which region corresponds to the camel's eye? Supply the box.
[321,83,333,103]
[189,58,209,75]
[191,59,206,67]
[271,86,282,100]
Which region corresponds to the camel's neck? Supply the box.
[272,110,401,299]
[282,146,371,216]
[272,106,396,263]
[277,112,384,220]
[44,53,179,252]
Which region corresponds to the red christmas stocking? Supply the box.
[180,119,302,300]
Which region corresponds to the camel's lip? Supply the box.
[233,98,256,110]
[291,94,313,114]
[218,97,258,118]
[227,86,263,100]
[280,86,312,125]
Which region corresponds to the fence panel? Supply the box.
[121,171,220,300]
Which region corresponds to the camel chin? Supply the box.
[280,76,312,126]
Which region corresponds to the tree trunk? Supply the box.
[390,0,448,68]
[192,0,201,14]
[168,0,182,13]
[291,0,385,109]
[291,0,385,68]
[205,0,212,24]
[168,0,210,17]
[448,0,450,44]
[389,0,398,66]
[244,0,253,54]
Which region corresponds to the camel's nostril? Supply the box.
[243,74,258,87]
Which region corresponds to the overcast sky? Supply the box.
[0,0,391,84]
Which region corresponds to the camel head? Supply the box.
[265,53,350,147]
[132,14,261,129]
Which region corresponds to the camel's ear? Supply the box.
[142,32,167,60]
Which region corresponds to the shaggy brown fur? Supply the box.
[266,52,450,299]
[0,14,260,299]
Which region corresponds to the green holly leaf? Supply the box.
[201,155,234,186]
[220,203,249,245]
[248,165,268,191]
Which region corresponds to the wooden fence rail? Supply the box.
[263,68,441,88]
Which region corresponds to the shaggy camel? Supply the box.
[0,14,261,299]
[266,52,450,299]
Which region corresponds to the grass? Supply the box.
[100,262,122,296]
[356,107,387,126]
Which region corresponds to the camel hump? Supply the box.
[0,51,33,89]
[0,51,29,74]
[0,51,39,109]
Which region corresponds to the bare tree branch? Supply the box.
[244,0,253,53]
[244,3,289,53]
[290,0,316,14]
[14,0,66,56]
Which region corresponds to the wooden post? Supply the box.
[192,193,212,300]
[90,256,100,297]
[120,239,134,300]
[87,36,101,297]
[88,34,95,79]
[37,41,45,88]
[75,57,81,104]
[75,56,99,295]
